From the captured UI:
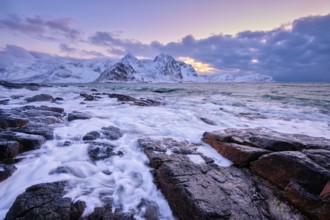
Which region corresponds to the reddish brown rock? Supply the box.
[284,181,330,220]
[203,128,330,151]
[320,181,330,197]
[203,138,270,167]
[139,138,305,220]
[250,151,330,194]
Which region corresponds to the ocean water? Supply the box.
[0,83,329,219]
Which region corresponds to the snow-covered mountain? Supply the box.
[0,45,274,83]
[0,45,113,83]
[95,54,198,82]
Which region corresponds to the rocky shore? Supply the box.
[0,81,329,219]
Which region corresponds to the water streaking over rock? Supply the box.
[0,82,329,219]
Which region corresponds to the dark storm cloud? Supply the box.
[156,14,330,82]
[0,15,81,41]
[89,14,330,82]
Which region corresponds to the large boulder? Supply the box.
[4,181,85,220]
[138,138,304,220]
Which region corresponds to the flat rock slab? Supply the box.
[203,128,330,151]
[4,181,85,220]
[138,138,304,220]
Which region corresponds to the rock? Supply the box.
[139,138,304,220]
[54,97,64,101]
[109,94,136,102]
[321,181,330,197]
[80,93,96,101]
[251,151,330,194]
[38,105,64,113]
[83,131,100,141]
[0,99,10,105]
[200,117,217,125]
[109,93,161,106]
[0,131,45,152]
[67,111,91,121]
[283,181,330,220]
[83,203,134,220]
[101,126,123,140]
[238,112,267,119]
[22,109,62,118]
[12,125,54,140]
[4,181,85,220]
[0,140,21,161]
[0,164,17,182]
[302,149,330,169]
[49,166,71,175]
[0,116,29,129]
[25,94,54,102]
[88,142,117,161]
[203,128,330,151]
[204,140,270,167]
[0,80,43,90]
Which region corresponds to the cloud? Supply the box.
[89,14,330,81]
[89,31,158,57]
[0,15,81,41]
[59,43,105,58]
[155,14,330,82]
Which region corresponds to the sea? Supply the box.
[0,82,329,219]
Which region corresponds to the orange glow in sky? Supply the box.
[178,57,217,74]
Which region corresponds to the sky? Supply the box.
[1,0,330,82]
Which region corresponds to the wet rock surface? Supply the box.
[25,94,54,102]
[0,105,65,162]
[138,138,305,220]
[203,128,330,220]
[4,181,85,220]
[67,111,91,121]
[88,142,121,161]
[0,164,17,182]
[109,93,161,106]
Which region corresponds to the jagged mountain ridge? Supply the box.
[95,54,199,82]
[0,45,274,83]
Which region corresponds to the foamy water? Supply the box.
[0,83,329,219]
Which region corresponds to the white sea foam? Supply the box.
[0,83,329,219]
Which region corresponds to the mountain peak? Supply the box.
[154,54,175,63]
[122,53,138,62]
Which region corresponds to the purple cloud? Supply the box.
[0,15,81,41]
[59,43,105,57]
